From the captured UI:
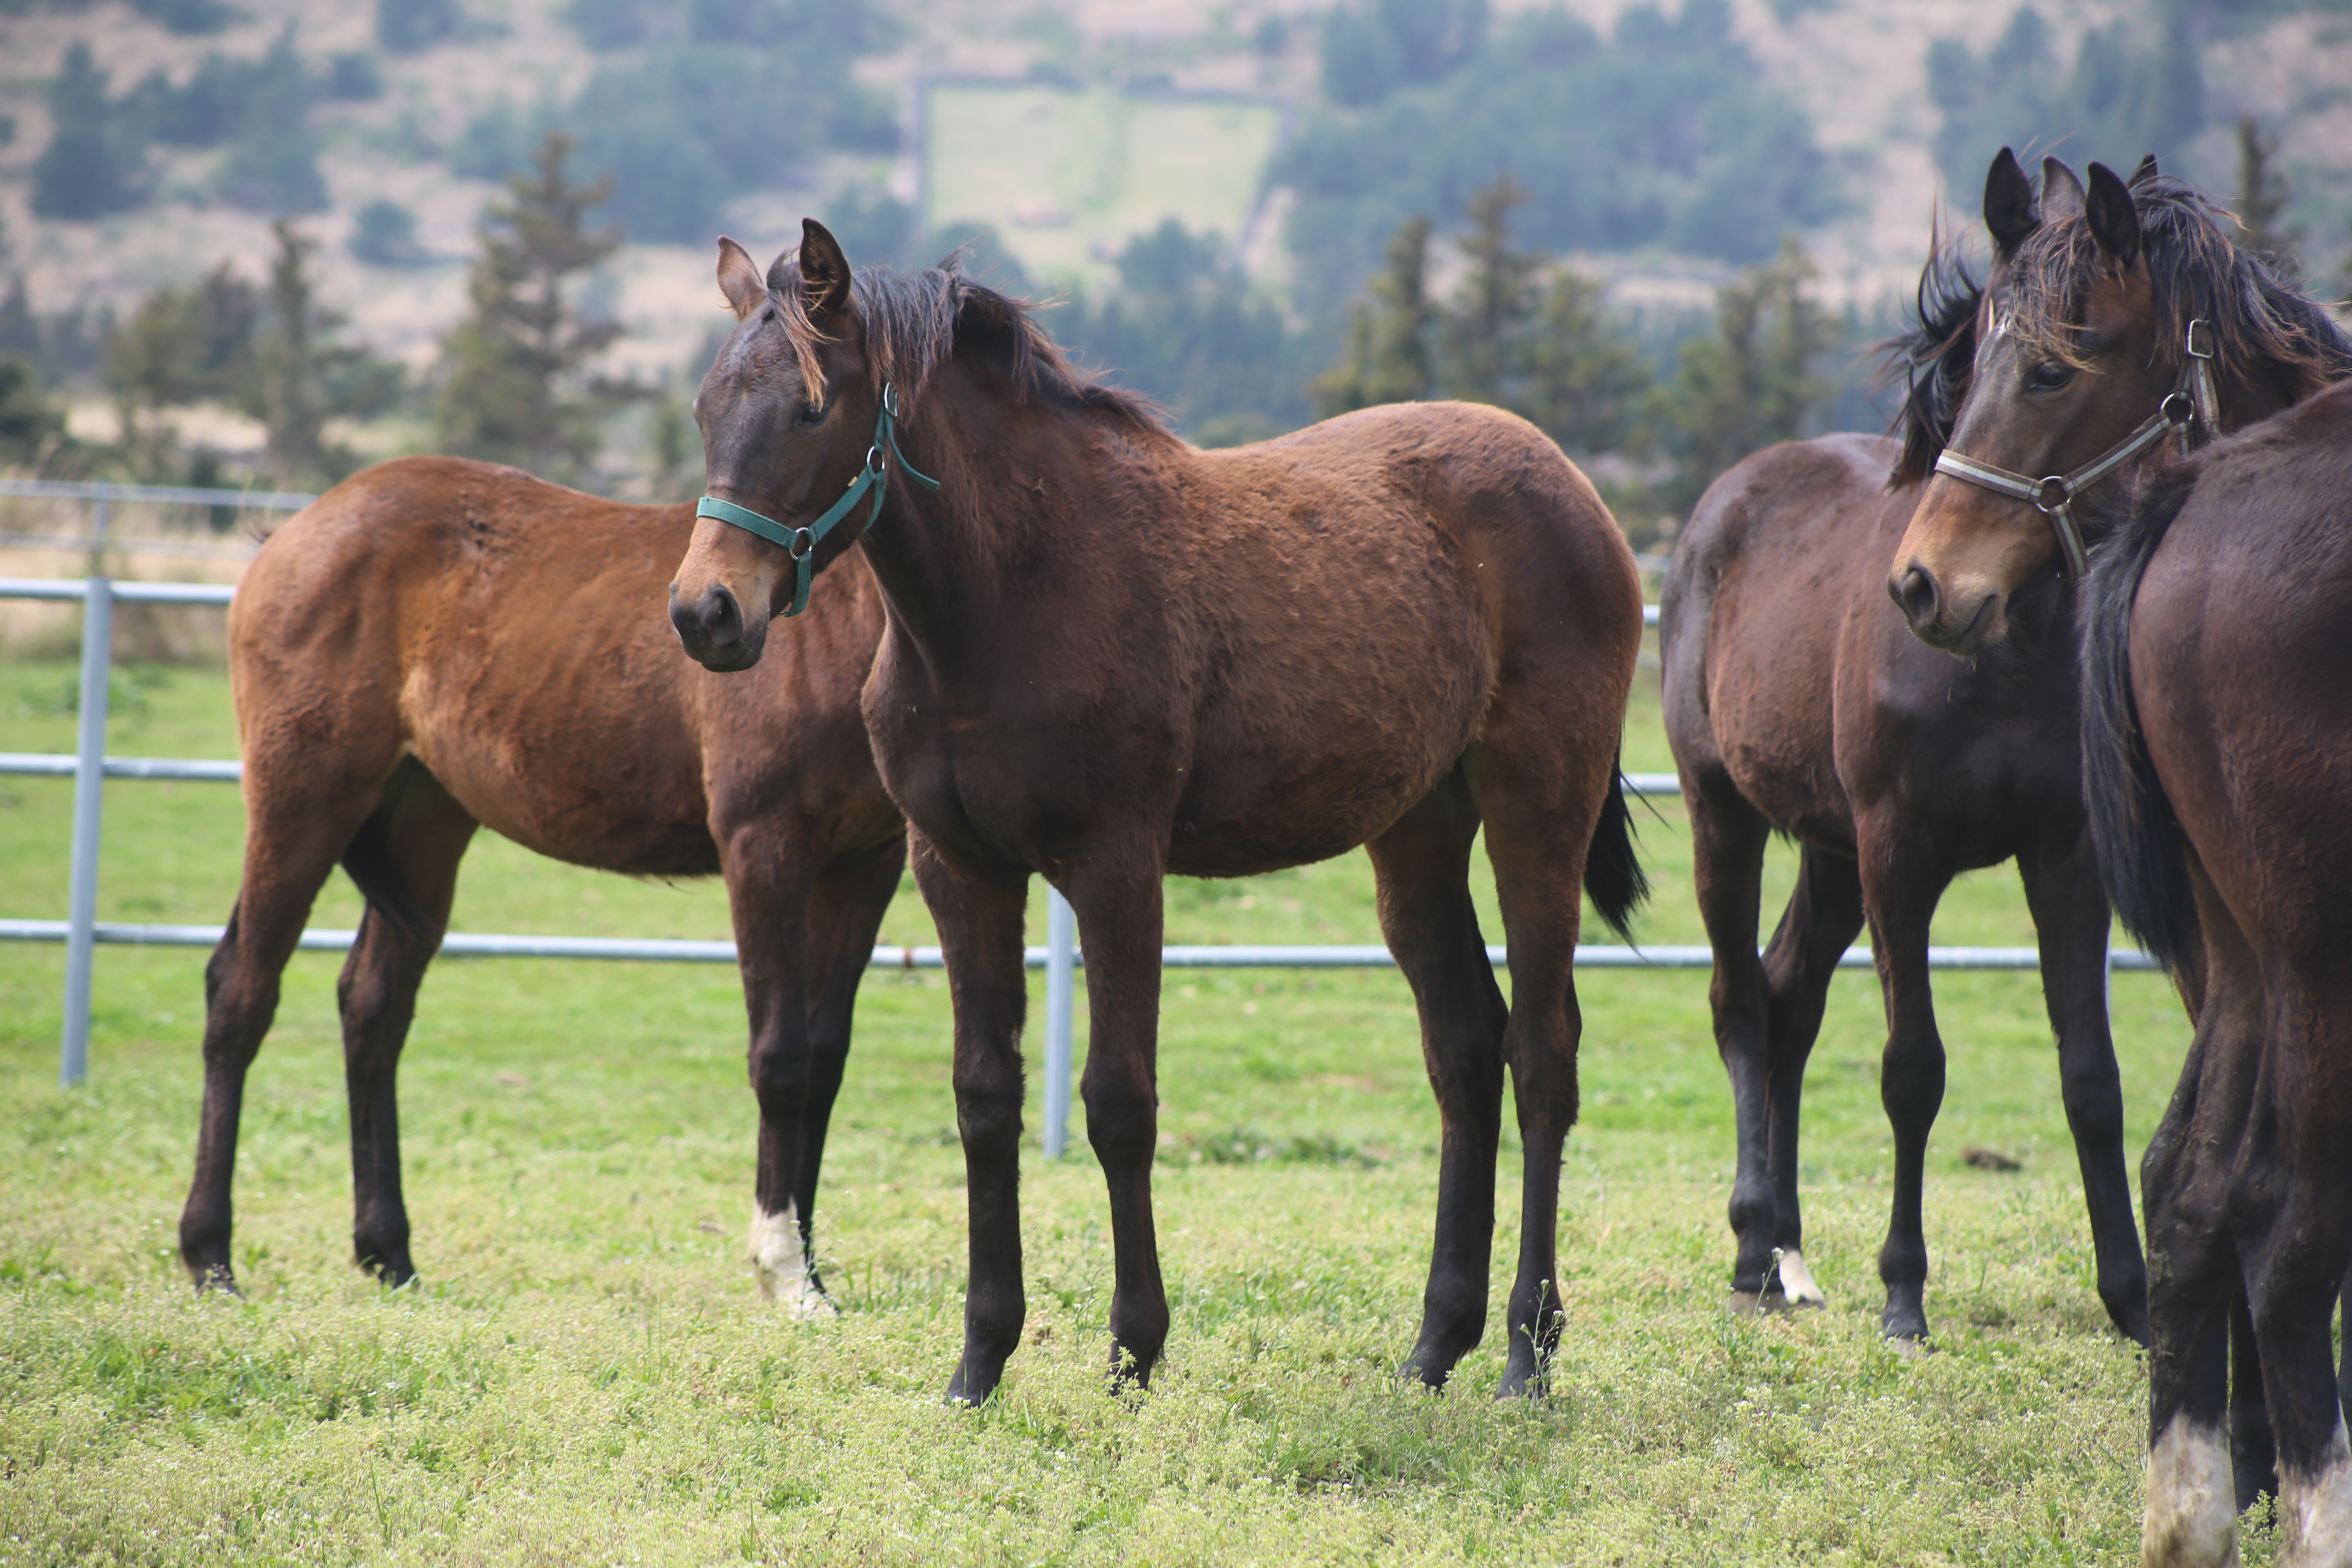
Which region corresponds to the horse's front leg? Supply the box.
[1855,814,1949,1343]
[722,826,825,1314]
[1067,847,1169,1388]
[909,831,1033,1405]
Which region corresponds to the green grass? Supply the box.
[0,657,2225,1564]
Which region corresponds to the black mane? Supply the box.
[2005,175,2352,404]
[1882,222,1983,488]
[768,256,1168,437]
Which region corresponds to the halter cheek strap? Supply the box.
[695,382,942,618]
[1931,319,2218,582]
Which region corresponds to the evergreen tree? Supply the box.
[1441,175,1538,404]
[2235,115,2299,273]
[434,134,638,481]
[1655,235,1835,519]
[214,27,327,215]
[0,356,66,466]
[1311,214,1434,416]
[243,222,402,486]
[32,43,145,220]
[1521,269,1651,459]
[102,264,258,470]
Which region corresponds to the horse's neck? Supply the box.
[859,372,1125,666]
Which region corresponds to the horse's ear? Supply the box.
[716,236,766,321]
[2130,153,2160,187]
[1984,147,2039,257]
[795,219,854,318]
[2085,162,2141,272]
[2040,157,2085,223]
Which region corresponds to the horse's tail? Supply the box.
[1583,759,1649,942]
[2081,468,2201,973]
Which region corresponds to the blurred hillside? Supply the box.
[0,0,2348,495]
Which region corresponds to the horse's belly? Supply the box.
[409,732,718,878]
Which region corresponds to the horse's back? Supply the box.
[1664,434,1903,844]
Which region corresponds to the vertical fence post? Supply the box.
[61,561,112,1087]
[1042,887,1076,1159]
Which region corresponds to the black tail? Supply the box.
[1583,760,1649,942]
[2080,469,2202,973]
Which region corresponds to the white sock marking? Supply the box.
[2281,1422,2352,1568]
[2143,1415,2239,1568]
[1775,1248,1826,1306]
[749,1202,835,1321]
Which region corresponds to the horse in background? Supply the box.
[1660,151,2170,1347]
[180,458,904,1316]
[668,222,1646,1404]
[1884,154,2352,1566]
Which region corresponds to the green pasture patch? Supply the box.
[0,659,2214,1562]
[922,84,1283,289]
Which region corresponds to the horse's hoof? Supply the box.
[1884,1334,1935,1359]
[1772,1249,1828,1307]
[192,1264,241,1297]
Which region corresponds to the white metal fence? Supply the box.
[0,479,2156,1157]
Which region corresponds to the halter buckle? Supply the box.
[2184,319,2217,361]
[2029,475,2074,514]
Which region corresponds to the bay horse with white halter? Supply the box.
[668,222,1646,1403]
[179,457,904,1312]
[1660,151,2165,1347]
[1884,159,2352,1564]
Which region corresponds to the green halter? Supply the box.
[696,382,940,617]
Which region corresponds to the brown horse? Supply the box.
[1661,159,2151,1346]
[667,222,1645,1403]
[179,457,904,1312]
[2084,379,2352,1568]
[1881,159,2352,1562]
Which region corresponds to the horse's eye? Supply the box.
[795,401,826,427]
[2025,362,2074,392]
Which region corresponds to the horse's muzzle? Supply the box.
[668,581,762,670]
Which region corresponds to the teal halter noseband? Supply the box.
[696,382,940,617]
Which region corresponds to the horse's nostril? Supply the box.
[1889,564,1942,628]
[702,585,742,646]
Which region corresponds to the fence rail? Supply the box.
[3,481,2153,1159]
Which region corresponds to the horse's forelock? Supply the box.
[2002,177,2352,399]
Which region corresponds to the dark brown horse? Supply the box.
[180,457,904,1312]
[1887,161,2352,1566]
[1661,154,2167,1345]
[667,223,1646,1403]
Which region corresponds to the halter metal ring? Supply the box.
[864,444,885,473]
[2030,475,2074,514]
[788,526,815,559]
[2160,391,2194,427]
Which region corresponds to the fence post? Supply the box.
[1042,887,1075,1158]
[60,566,112,1087]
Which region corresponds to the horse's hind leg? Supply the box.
[1368,773,1507,1389]
[781,834,907,1308]
[1684,770,1780,1302]
[336,762,475,1284]
[1855,812,1952,1342]
[2240,989,2352,1564]
[1757,847,1864,1308]
[1476,753,1613,1399]
[2018,829,2149,1345]
[180,776,386,1288]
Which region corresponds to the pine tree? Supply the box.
[2235,115,2299,273]
[434,134,639,481]
[1311,214,1435,416]
[243,221,403,486]
[32,44,144,220]
[1655,234,1835,519]
[1521,268,1651,458]
[1441,175,1538,404]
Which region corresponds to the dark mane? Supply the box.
[768,255,1169,437]
[1882,220,1983,488]
[2005,175,2352,404]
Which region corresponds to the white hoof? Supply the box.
[750,1203,837,1322]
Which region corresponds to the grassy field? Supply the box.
[0,655,2221,1564]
